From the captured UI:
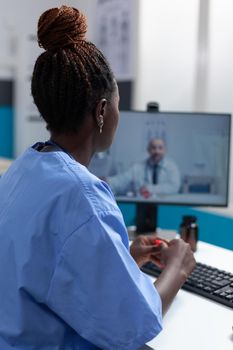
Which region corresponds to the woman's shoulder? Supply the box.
[16,148,120,218]
[71,162,119,214]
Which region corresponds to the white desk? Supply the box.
[147,241,233,350]
[0,157,12,175]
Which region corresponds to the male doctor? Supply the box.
[107,138,181,198]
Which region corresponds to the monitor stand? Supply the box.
[135,101,159,235]
[135,203,158,234]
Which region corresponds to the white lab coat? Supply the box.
[108,157,181,196]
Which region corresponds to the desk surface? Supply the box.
[147,241,233,350]
[0,157,12,175]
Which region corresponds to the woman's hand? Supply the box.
[130,235,167,268]
[154,239,196,315]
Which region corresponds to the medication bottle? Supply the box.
[179,215,198,252]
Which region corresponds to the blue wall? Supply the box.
[0,107,13,158]
[0,80,13,158]
[119,203,233,251]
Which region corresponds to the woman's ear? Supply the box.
[94,98,107,133]
[95,98,107,119]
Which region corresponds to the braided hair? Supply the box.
[31,6,115,133]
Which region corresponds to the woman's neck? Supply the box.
[50,132,94,167]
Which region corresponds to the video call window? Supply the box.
[89,111,231,206]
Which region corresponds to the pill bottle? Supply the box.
[179,215,198,252]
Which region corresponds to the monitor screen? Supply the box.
[89,111,231,207]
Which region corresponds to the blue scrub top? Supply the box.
[0,144,162,349]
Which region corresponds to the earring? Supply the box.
[98,115,104,134]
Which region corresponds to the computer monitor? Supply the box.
[89,110,231,232]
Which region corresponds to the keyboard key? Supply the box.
[212,279,230,287]
[225,294,233,300]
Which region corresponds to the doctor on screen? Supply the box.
[107,138,181,198]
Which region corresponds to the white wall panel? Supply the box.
[134,0,199,111]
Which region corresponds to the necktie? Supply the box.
[152,164,158,184]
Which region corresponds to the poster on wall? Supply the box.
[95,0,134,80]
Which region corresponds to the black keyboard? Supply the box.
[141,261,233,309]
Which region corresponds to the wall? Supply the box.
[134,0,199,111]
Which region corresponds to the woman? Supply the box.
[0,6,195,350]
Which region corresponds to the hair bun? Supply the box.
[38,5,87,50]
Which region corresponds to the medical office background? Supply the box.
[0,0,233,250]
